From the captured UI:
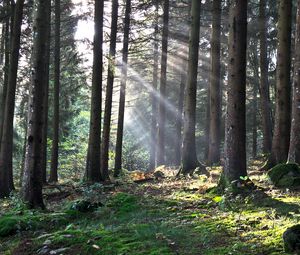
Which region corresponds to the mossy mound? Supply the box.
[283,224,300,253]
[267,163,300,188]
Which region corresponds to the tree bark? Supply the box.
[207,0,221,165]
[0,0,24,198]
[287,0,300,164]
[149,0,159,171]
[259,0,273,154]
[180,0,201,175]
[221,0,248,185]
[101,0,118,179]
[263,0,291,169]
[174,55,186,166]
[114,0,131,177]
[41,0,51,184]
[49,0,60,183]
[86,0,104,182]
[21,0,50,209]
[252,80,258,159]
[0,0,11,152]
[156,0,169,166]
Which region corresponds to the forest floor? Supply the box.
[1,159,300,255]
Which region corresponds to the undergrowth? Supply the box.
[0,161,299,254]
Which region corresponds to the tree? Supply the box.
[114,0,132,177]
[41,0,51,184]
[49,0,61,183]
[259,0,273,154]
[86,0,104,182]
[0,0,11,151]
[207,0,222,165]
[287,0,300,164]
[21,0,50,209]
[149,0,159,171]
[156,0,169,166]
[101,0,118,179]
[0,0,25,198]
[263,0,291,169]
[180,0,201,175]
[220,0,248,186]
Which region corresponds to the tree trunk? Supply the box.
[207,0,221,165]
[174,56,186,166]
[86,0,104,182]
[259,0,273,154]
[252,81,258,159]
[0,0,11,152]
[114,0,131,177]
[21,0,50,209]
[180,0,201,175]
[149,0,159,171]
[221,0,248,186]
[0,0,24,198]
[287,0,300,164]
[156,0,169,166]
[49,0,60,183]
[263,0,291,169]
[41,0,51,184]
[101,0,118,179]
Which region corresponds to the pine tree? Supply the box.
[220,0,248,187]
[114,0,132,177]
[86,0,104,182]
[21,0,50,209]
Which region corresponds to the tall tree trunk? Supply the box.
[180,0,201,175]
[156,0,169,166]
[21,0,50,209]
[207,0,221,165]
[204,87,210,161]
[174,56,186,166]
[252,81,258,158]
[49,0,60,183]
[149,0,159,171]
[0,0,24,198]
[263,0,291,169]
[114,0,131,177]
[41,0,51,184]
[0,0,11,152]
[287,0,300,164]
[101,0,118,179]
[86,0,104,182]
[259,0,272,154]
[220,0,248,186]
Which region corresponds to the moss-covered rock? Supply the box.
[283,224,300,253]
[267,163,300,188]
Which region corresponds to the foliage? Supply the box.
[121,130,150,171]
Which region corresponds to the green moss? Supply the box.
[107,192,138,214]
[267,163,300,187]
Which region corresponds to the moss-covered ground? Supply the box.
[1,159,300,254]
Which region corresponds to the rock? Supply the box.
[283,225,300,253]
[70,200,103,213]
[267,163,300,188]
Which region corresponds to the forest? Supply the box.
[0,0,300,254]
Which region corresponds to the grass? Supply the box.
[1,160,299,254]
